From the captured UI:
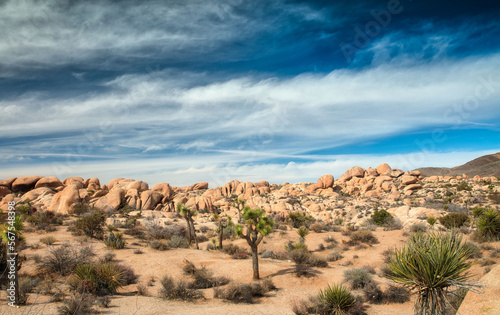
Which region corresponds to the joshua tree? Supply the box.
[177,203,199,249]
[213,213,233,250]
[387,231,481,315]
[235,207,274,280]
[297,226,309,244]
[233,197,246,223]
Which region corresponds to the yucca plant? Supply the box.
[73,262,125,295]
[476,209,500,242]
[317,283,356,315]
[297,226,309,244]
[387,231,480,315]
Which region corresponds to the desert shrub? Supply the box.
[100,252,116,263]
[384,285,410,303]
[371,209,393,226]
[349,230,378,245]
[344,268,373,289]
[310,284,359,314]
[213,280,275,303]
[261,249,274,258]
[196,234,209,242]
[475,209,500,242]
[57,293,96,315]
[439,213,469,229]
[27,210,64,229]
[383,219,404,231]
[167,236,189,248]
[69,201,91,216]
[308,255,328,268]
[72,262,126,295]
[427,216,437,226]
[327,250,343,262]
[288,212,313,228]
[149,240,169,251]
[363,282,384,304]
[190,267,230,289]
[490,248,500,258]
[410,223,428,233]
[462,242,482,259]
[17,276,39,305]
[146,222,172,240]
[73,211,106,239]
[286,241,309,252]
[104,231,126,249]
[318,243,326,251]
[133,248,143,254]
[480,257,496,266]
[182,260,197,275]
[116,263,138,285]
[324,235,338,245]
[158,276,203,301]
[289,248,311,277]
[487,192,500,203]
[223,243,241,255]
[42,243,91,276]
[456,181,472,191]
[40,236,57,245]
[124,226,145,238]
[232,250,249,259]
[272,250,290,260]
[310,222,324,233]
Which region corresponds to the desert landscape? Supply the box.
[1,154,499,314]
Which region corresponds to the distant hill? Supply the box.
[416,152,500,177]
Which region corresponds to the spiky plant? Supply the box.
[317,283,356,315]
[387,231,480,315]
[74,262,125,295]
[476,209,500,242]
[297,226,309,244]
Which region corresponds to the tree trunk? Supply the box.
[190,218,199,250]
[218,223,223,250]
[251,244,259,280]
[185,217,192,245]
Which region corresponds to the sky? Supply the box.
[1,0,500,187]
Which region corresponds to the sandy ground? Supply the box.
[0,223,496,315]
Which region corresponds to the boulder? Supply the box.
[339,167,365,182]
[12,176,43,192]
[317,174,334,189]
[94,188,126,212]
[48,184,82,214]
[457,264,500,314]
[125,189,141,209]
[0,177,17,189]
[404,184,423,192]
[376,163,391,175]
[401,175,418,185]
[140,190,162,210]
[22,187,55,202]
[35,176,63,189]
[63,177,84,187]
[192,182,209,190]
[152,183,174,199]
[389,169,404,178]
[126,180,149,192]
[365,167,378,177]
[255,181,270,187]
[0,186,11,198]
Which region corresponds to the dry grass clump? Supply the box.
[213,279,276,303]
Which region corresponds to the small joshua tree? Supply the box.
[214,213,233,250]
[177,203,199,249]
[233,197,246,223]
[235,207,274,280]
[297,226,309,244]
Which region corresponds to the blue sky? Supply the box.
[1,0,499,186]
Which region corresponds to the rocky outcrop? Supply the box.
[48,184,82,214]
[35,176,63,189]
[457,264,500,314]
[12,176,43,192]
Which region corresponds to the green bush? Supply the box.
[439,213,469,229]
[42,243,92,276]
[104,231,125,249]
[288,212,313,228]
[73,211,106,239]
[426,216,437,226]
[387,232,477,315]
[72,262,126,295]
[371,209,393,226]
[317,283,357,314]
[456,181,472,191]
[476,209,500,242]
